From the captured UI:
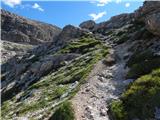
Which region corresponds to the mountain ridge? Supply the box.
[1,1,160,120]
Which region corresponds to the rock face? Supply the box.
[93,13,134,34]
[1,52,79,102]
[56,25,87,45]
[1,40,34,63]
[134,1,160,36]
[1,9,61,45]
[79,20,96,30]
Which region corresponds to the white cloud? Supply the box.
[32,3,44,12]
[125,3,130,7]
[116,0,121,4]
[89,11,106,21]
[2,0,21,7]
[97,0,111,6]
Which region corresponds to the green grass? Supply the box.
[49,101,75,120]
[1,36,108,119]
[57,36,101,54]
[110,68,160,120]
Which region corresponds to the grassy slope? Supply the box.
[110,68,160,120]
[1,36,108,119]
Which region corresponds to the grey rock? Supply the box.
[93,13,134,34]
[100,107,107,116]
[103,55,115,66]
[155,107,160,120]
[39,60,53,74]
[134,1,160,36]
[79,20,96,30]
[146,13,160,37]
[56,25,86,45]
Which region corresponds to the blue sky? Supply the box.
[1,0,144,28]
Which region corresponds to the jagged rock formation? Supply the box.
[1,1,160,120]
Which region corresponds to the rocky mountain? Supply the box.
[1,9,61,63]
[1,9,61,44]
[1,1,160,120]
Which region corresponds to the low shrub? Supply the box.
[110,68,160,120]
[126,58,160,79]
[50,101,75,120]
[110,100,127,120]
[127,50,154,67]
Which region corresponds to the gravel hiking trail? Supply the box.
[71,42,132,120]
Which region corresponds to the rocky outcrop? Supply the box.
[93,13,134,34]
[146,13,160,37]
[56,25,87,45]
[1,52,79,102]
[134,1,160,36]
[1,9,61,45]
[79,20,96,30]
[1,40,34,63]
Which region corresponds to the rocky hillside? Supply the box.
[1,1,160,120]
[1,9,61,63]
[1,9,61,44]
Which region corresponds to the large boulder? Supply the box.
[134,1,160,37]
[56,25,86,45]
[146,13,160,37]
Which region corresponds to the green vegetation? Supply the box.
[58,36,101,54]
[104,25,130,45]
[1,36,108,119]
[50,101,75,120]
[110,68,160,120]
[116,34,129,44]
[127,50,155,67]
[126,51,160,79]
[110,100,127,120]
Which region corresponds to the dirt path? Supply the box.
[71,42,133,120]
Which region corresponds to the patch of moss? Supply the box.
[58,37,101,54]
[110,68,160,120]
[49,101,75,120]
